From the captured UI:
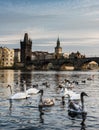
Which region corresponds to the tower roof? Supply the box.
[24,33,28,42]
[56,37,60,48]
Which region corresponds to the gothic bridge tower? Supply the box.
[55,37,62,59]
[20,33,32,63]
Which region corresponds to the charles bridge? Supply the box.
[27,57,99,70]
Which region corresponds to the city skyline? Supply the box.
[0,0,99,57]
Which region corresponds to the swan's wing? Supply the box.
[70,93,80,100]
[64,89,76,97]
[10,92,27,99]
[43,98,55,106]
[26,88,39,94]
[68,90,76,96]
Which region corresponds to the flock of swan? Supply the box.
[7,75,94,118]
[7,80,54,107]
[7,82,38,100]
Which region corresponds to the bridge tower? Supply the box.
[20,33,32,64]
[55,37,62,59]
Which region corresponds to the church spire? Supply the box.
[57,37,60,48]
[55,37,62,59]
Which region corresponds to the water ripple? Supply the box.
[0,70,99,130]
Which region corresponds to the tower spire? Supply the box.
[55,37,62,59]
[24,33,28,43]
[57,37,60,48]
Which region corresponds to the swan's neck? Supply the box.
[81,96,84,110]
[62,96,65,105]
[65,88,68,93]
[23,84,27,93]
[9,85,12,94]
[40,93,43,103]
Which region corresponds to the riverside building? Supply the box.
[0,47,14,67]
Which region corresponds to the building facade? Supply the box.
[31,51,55,61]
[69,51,85,59]
[0,47,14,67]
[20,33,32,63]
[14,49,20,63]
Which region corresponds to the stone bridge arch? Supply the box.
[80,58,99,66]
[81,59,99,70]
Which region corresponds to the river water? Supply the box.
[0,70,99,130]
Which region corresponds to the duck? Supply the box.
[38,89,55,108]
[60,79,75,90]
[7,81,30,100]
[68,92,88,117]
[32,84,38,88]
[42,82,50,88]
[72,80,86,85]
[87,75,94,80]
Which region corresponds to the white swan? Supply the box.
[69,92,80,101]
[7,81,30,100]
[68,92,88,117]
[60,87,76,97]
[60,87,81,101]
[26,87,40,95]
[38,89,55,108]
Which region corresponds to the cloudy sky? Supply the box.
[0,0,99,57]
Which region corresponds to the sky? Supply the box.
[0,0,99,57]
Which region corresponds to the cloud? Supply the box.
[0,28,99,45]
[0,0,99,56]
[0,34,22,44]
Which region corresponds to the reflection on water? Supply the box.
[38,106,44,124]
[0,70,14,85]
[80,114,86,130]
[8,99,12,115]
[0,70,99,130]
